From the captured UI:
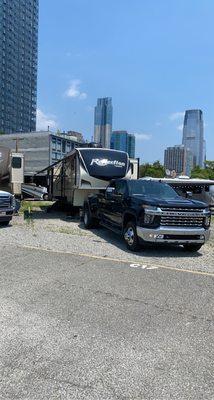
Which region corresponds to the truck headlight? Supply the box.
[204,216,211,227]
[11,196,16,209]
[142,205,158,212]
[144,214,155,224]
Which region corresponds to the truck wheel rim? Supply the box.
[124,227,134,245]
[84,211,88,225]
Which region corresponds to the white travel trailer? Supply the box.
[0,146,24,196]
[37,148,139,208]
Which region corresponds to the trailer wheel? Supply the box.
[83,204,99,229]
[183,244,203,252]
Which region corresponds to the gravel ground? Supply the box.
[0,211,213,274]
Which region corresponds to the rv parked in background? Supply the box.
[141,177,214,213]
[0,146,24,196]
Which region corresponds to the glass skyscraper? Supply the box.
[127,134,135,158]
[111,130,128,152]
[94,97,112,148]
[111,130,136,158]
[0,0,39,134]
[182,110,204,168]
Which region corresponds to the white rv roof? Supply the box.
[141,177,214,185]
[77,147,128,154]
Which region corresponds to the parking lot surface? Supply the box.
[0,213,214,399]
[0,212,214,274]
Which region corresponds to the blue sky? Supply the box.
[37,0,214,163]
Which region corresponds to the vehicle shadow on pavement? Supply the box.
[77,221,203,259]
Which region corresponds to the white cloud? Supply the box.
[155,122,162,127]
[169,111,184,121]
[134,133,152,141]
[65,79,87,100]
[177,124,183,131]
[36,109,58,131]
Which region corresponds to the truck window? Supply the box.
[128,180,179,199]
[11,157,22,169]
[115,181,127,195]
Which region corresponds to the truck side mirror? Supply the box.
[186,191,193,198]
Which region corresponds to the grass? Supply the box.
[20,200,54,214]
[47,226,90,236]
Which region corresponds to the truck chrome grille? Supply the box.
[159,207,205,227]
[160,215,204,227]
[0,196,10,208]
[160,207,203,213]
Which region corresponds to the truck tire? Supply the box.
[124,221,141,251]
[0,221,10,227]
[83,204,99,229]
[183,244,203,252]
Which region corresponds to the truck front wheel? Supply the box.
[0,221,10,227]
[124,221,141,251]
[83,204,99,229]
[183,244,203,252]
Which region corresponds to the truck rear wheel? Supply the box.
[124,221,141,251]
[183,244,203,252]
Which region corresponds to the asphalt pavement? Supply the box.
[0,245,214,400]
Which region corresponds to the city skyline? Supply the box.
[0,0,39,133]
[4,0,212,164]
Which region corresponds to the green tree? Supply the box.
[191,162,214,180]
[205,160,214,171]
[139,161,165,178]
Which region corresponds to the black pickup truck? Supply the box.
[83,178,211,252]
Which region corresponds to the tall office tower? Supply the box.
[0,0,39,134]
[203,139,206,164]
[111,130,128,152]
[164,145,193,176]
[127,134,135,158]
[94,97,112,148]
[182,110,204,168]
[111,130,136,158]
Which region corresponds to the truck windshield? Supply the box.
[128,180,179,199]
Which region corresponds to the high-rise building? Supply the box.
[127,134,135,158]
[164,145,193,176]
[182,110,204,168]
[111,130,128,153]
[94,97,112,148]
[203,139,206,164]
[111,130,136,158]
[0,0,39,134]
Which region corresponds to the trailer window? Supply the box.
[12,157,22,169]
